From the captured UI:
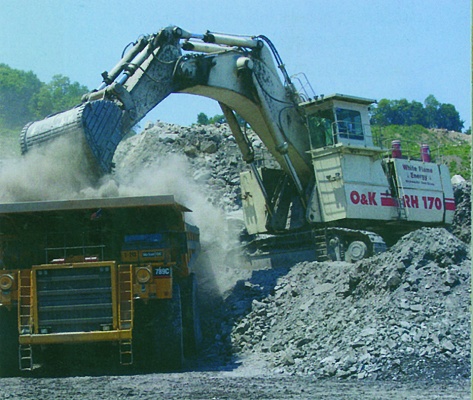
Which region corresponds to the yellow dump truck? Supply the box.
[0,195,200,374]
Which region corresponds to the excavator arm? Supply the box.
[20,26,312,194]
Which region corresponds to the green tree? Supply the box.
[408,100,427,126]
[371,95,464,132]
[197,112,209,125]
[44,75,88,113]
[208,114,226,124]
[196,112,226,125]
[370,98,391,126]
[435,103,464,131]
[196,111,248,127]
[29,85,54,119]
[0,63,42,128]
[0,65,89,129]
[424,94,440,128]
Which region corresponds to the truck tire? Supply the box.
[0,308,19,376]
[133,285,184,371]
[153,283,184,371]
[182,273,202,357]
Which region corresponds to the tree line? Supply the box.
[370,95,465,132]
[197,95,466,133]
[0,63,88,129]
[0,63,465,134]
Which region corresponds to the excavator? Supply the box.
[20,26,455,262]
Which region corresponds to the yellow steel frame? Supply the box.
[18,269,33,334]
[19,329,132,345]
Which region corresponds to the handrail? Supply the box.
[44,244,106,263]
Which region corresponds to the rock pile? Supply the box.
[114,121,276,213]
[228,228,470,380]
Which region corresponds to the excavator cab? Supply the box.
[303,93,377,150]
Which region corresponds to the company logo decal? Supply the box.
[350,190,453,211]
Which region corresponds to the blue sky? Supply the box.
[0,0,470,130]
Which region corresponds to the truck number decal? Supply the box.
[154,267,171,277]
[421,196,442,210]
[403,194,418,208]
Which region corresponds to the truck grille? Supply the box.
[36,266,113,333]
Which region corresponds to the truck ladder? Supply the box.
[119,340,133,366]
[18,270,34,370]
[18,270,33,335]
[19,345,33,371]
[118,265,133,365]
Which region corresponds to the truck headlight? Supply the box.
[0,274,14,291]
[136,267,152,284]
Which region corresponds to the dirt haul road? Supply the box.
[0,371,470,399]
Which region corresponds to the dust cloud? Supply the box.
[0,135,97,202]
[113,154,249,296]
[0,137,246,295]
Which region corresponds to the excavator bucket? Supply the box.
[20,99,124,174]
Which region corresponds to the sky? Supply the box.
[0,0,470,130]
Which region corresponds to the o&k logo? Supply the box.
[350,190,378,206]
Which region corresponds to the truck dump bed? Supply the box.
[0,195,192,269]
[0,195,190,214]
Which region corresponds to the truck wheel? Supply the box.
[153,283,184,370]
[0,308,19,376]
[182,273,202,357]
[133,285,184,371]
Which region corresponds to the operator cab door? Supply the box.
[334,108,365,142]
[307,108,335,150]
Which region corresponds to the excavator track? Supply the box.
[322,227,387,263]
[243,227,387,267]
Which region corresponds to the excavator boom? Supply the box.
[22,26,311,182]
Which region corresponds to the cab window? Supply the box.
[307,110,335,149]
[335,108,363,140]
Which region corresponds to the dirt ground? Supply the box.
[0,370,469,399]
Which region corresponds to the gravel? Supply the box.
[228,227,470,381]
